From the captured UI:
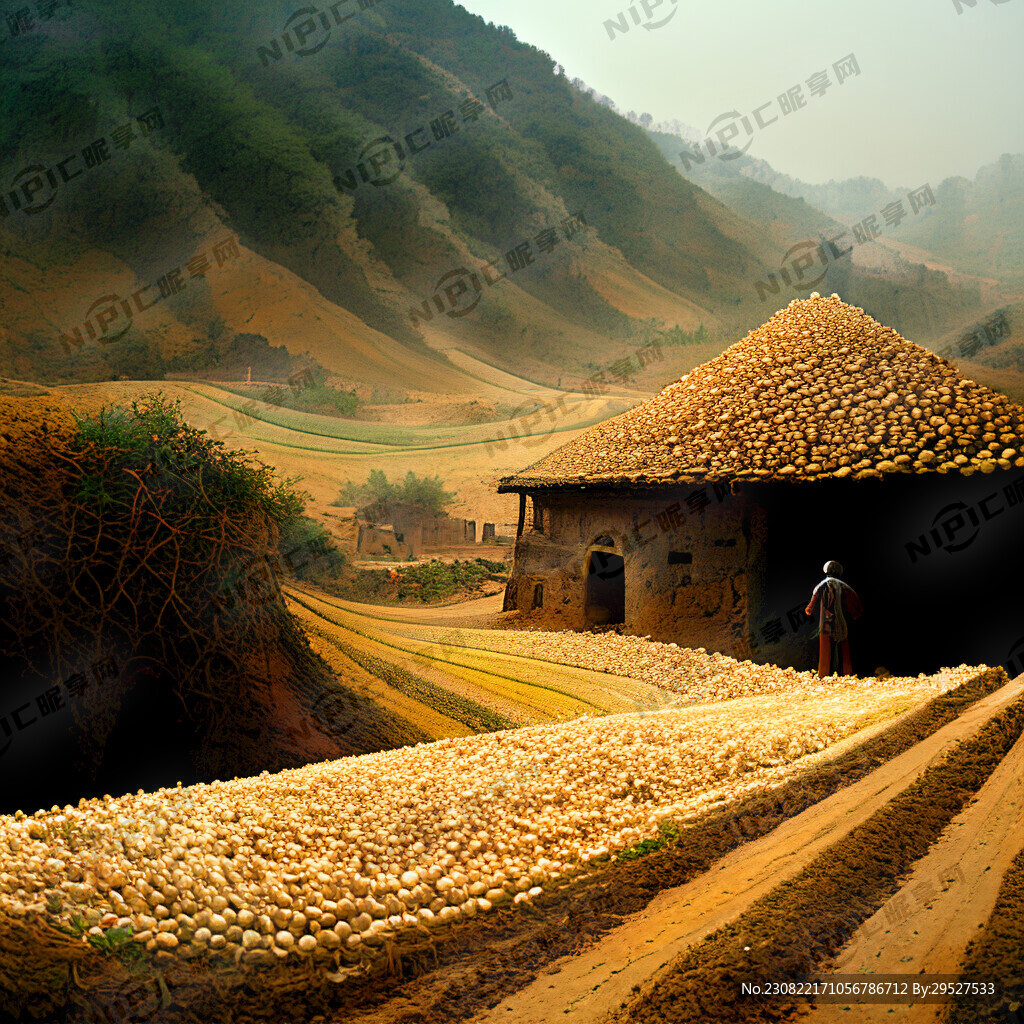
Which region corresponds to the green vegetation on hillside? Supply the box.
[219,380,361,419]
[898,154,1024,285]
[0,0,774,389]
[333,469,456,514]
[0,0,997,391]
[323,557,508,605]
[0,394,353,812]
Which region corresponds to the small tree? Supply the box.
[365,468,398,506]
[333,470,455,515]
[399,471,456,515]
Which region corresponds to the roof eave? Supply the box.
[498,464,1007,491]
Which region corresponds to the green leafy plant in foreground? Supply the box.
[617,821,681,861]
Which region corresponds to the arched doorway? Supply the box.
[585,541,625,625]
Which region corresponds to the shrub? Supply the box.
[0,393,351,810]
[333,470,455,515]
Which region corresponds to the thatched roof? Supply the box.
[499,294,1024,492]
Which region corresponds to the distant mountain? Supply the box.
[895,155,1024,285]
[651,122,1024,287]
[0,0,989,391]
[745,154,1024,288]
[743,168,902,227]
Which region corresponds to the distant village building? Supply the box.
[320,504,486,561]
[498,295,1024,674]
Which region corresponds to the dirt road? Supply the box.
[471,676,1024,1024]
[799,730,1024,1024]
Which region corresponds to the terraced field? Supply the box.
[2,577,1019,1024]
[472,675,1024,1024]
[1,659,1016,1024]
[283,585,674,737]
[47,372,638,523]
[1,569,1020,1024]
[325,668,1024,1024]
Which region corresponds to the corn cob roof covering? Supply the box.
[499,294,1024,490]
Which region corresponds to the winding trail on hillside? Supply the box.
[467,676,1024,1024]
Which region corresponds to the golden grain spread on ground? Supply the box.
[507,294,1024,487]
[0,661,985,976]
[420,626,954,702]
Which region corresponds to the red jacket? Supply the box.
[805,578,863,640]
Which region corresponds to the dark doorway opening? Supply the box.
[586,550,625,624]
[754,470,1024,676]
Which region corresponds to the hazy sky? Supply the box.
[456,0,1023,188]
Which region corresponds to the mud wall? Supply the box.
[504,488,765,658]
[319,506,360,557]
[419,517,475,549]
[389,513,475,551]
[356,523,415,560]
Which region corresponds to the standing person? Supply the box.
[805,560,863,677]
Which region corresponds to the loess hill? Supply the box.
[0,395,408,814]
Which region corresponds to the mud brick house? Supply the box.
[498,295,1024,674]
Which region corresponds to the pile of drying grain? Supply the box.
[0,665,984,976]
[505,294,1024,486]
[444,626,968,702]
[419,623,962,702]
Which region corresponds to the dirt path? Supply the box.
[799,730,1024,1024]
[470,676,1024,1024]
